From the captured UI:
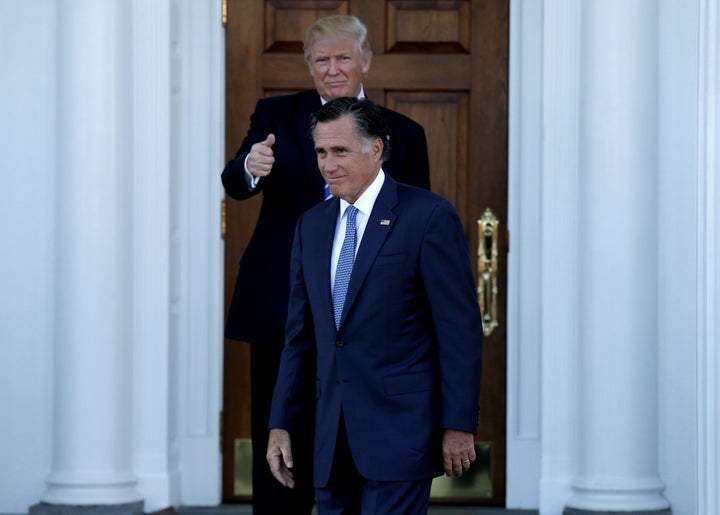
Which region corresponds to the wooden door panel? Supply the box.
[264,2,349,52]
[386,92,470,221]
[386,0,471,52]
[224,0,508,505]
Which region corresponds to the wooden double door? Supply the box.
[222,0,508,506]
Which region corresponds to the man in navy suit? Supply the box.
[221,15,430,515]
[267,97,483,514]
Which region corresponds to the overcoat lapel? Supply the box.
[293,92,325,199]
[339,178,399,327]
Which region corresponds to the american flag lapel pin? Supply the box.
[380,219,391,226]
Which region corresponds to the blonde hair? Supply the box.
[303,15,372,63]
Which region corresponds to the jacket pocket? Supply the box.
[374,251,407,265]
[382,370,435,396]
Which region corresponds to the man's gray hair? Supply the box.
[310,97,391,163]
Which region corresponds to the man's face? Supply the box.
[307,38,371,101]
[314,114,382,204]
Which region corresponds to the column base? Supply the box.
[29,502,144,515]
[564,509,672,515]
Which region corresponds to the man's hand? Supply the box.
[247,133,276,178]
[266,428,295,488]
[442,429,476,477]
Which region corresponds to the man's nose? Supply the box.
[328,58,339,74]
[323,155,338,172]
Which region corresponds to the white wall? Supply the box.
[0,1,57,511]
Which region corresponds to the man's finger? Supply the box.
[266,428,296,488]
[267,453,295,488]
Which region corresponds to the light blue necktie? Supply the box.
[333,205,358,329]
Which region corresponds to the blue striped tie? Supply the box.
[333,205,358,328]
[324,183,332,200]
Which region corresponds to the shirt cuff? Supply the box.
[244,153,260,189]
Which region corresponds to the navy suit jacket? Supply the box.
[269,176,484,487]
[222,90,430,346]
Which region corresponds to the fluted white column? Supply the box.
[538,0,580,513]
[565,0,670,513]
[38,1,142,509]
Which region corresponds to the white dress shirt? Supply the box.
[330,169,385,290]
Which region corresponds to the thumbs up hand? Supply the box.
[247,133,276,178]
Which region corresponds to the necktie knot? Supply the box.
[345,205,358,229]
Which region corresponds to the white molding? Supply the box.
[697,0,719,513]
[172,0,225,505]
[506,0,543,507]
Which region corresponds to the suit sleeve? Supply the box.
[420,199,483,433]
[268,215,316,432]
[221,98,274,200]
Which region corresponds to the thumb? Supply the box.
[281,446,294,469]
[264,133,276,148]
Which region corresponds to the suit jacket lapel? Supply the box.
[339,177,399,327]
[316,197,340,331]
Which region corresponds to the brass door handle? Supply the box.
[477,208,499,336]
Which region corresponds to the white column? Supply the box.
[39,1,142,508]
[130,0,177,511]
[565,0,670,512]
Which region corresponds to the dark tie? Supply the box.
[333,205,358,328]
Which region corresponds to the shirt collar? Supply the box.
[339,169,385,219]
[320,86,366,105]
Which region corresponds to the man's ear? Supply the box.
[373,138,383,161]
[361,55,372,75]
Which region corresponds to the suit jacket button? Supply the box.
[335,340,344,348]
